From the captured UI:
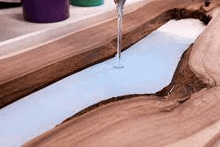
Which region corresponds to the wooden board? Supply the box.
[1,0,220,146]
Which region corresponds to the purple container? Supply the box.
[22,0,69,23]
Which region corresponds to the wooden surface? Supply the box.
[21,0,220,147]
[0,0,199,108]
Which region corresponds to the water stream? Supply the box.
[114,0,126,68]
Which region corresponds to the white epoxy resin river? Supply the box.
[0,19,205,147]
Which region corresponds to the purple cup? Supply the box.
[22,0,69,23]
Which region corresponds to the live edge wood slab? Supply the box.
[0,0,211,108]
[6,0,220,147]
